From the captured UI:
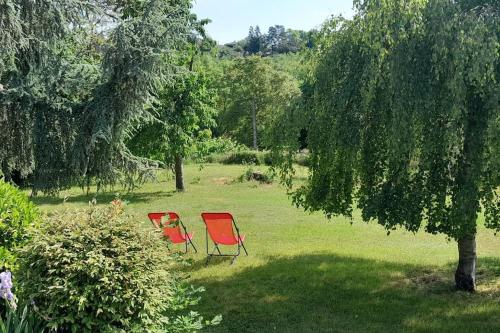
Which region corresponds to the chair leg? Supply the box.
[205,244,218,266]
[241,242,248,256]
[210,244,219,256]
[189,239,198,253]
[231,255,238,265]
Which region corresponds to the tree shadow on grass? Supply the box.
[192,254,500,333]
[31,190,176,206]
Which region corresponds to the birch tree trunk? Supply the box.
[455,235,476,292]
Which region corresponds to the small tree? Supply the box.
[127,71,217,192]
[273,0,499,292]
[161,71,217,192]
[128,16,217,192]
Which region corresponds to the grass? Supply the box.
[32,164,500,333]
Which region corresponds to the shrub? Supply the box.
[16,201,220,332]
[188,137,244,163]
[0,181,38,268]
[293,151,310,167]
[212,150,277,166]
[262,152,274,166]
[219,150,265,165]
[236,167,274,184]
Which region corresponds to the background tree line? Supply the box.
[218,24,315,58]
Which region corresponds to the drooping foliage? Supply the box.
[0,0,192,194]
[274,0,500,240]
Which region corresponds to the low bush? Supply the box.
[221,151,262,165]
[188,137,245,163]
[263,152,274,166]
[293,151,310,167]
[236,167,274,184]
[0,181,38,268]
[210,150,306,167]
[217,150,274,166]
[16,201,220,332]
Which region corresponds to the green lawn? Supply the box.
[32,164,500,333]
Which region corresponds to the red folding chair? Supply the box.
[162,212,197,253]
[201,212,248,264]
[148,212,166,228]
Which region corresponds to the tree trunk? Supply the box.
[1,161,11,182]
[252,101,258,150]
[174,154,185,192]
[455,235,476,292]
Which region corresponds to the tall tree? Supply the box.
[221,56,300,149]
[273,0,499,292]
[127,70,217,192]
[127,15,217,192]
[0,0,192,194]
[245,26,263,55]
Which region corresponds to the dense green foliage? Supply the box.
[273,0,499,290]
[219,56,301,149]
[219,151,268,166]
[189,137,245,163]
[0,181,38,268]
[16,202,218,332]
[0,0,192,194]
[126,15,217,191]
[128,71,217,164]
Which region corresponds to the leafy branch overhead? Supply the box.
[0,0,192,194]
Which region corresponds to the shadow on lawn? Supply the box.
[31,190,176,206]
[193,254,500,333]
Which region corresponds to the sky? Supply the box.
[192,0,355,44]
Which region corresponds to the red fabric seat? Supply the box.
[201,212,248,264]
[201,212,242,245]
[162,212,194,244]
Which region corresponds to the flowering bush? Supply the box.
[0,270,45,333]
[0,271,14,305]
[16,201,220,332]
